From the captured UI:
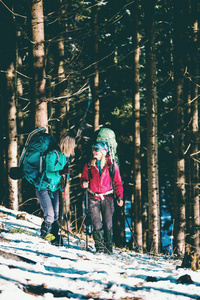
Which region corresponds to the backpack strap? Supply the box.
[87,164,92,188]
[53,150,60,167]
[87,160,115,189]
[37,172,46,191]
[39,155,43,174]
[109,163,115,182]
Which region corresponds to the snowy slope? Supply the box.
[0,205,199,300]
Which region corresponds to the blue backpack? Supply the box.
[9,128,66,190]
[21,132,58,187]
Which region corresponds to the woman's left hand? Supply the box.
[117,198,123,207]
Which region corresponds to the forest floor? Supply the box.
[0,205,200,300]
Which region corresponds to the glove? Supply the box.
[59,163,69,176]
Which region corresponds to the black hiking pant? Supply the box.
[89,196,114,253]
[88,196,114,231]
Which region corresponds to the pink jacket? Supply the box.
[80,155,123,200]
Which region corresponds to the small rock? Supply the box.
[146,276,158,282]
[177,274,193,284]
[17,212,27,221]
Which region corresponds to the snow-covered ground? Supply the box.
[0,205,199,300]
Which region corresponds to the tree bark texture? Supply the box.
[144,0,160,253]
[7,64,19,210]
[190,2,200,255]
[173,0,187,256]
[31,0,47,129]
[131,0,143,249]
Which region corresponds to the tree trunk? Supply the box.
[190,1,199,256]
[0,1,19,210]
[30,0,48,129]
[54,0,70,138]
[91,0,100,131]
[131,0,143,250]
[144,0,160,253]
[7,62,19,211]
[16,29,24,205]
[173,0,187,256]
[184,0,199,256]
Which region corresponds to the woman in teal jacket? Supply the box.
[36,135,76,245]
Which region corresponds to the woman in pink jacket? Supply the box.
[80,141,123,254]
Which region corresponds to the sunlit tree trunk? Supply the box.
[30,0,48,129]
[16,29,24,205]
[144,0,160,253]
[7,62,18,211]
[131,0,143,250]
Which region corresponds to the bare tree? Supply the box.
[173,0,187,256]
[16,29,24,205]
[184,0,199,258]
[91,0,100,131]
[131,0,143,250]
[144,0,160,253]
[30,0,48,129]
[7,62,19,210]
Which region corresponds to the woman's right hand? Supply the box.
[83,181,89,189]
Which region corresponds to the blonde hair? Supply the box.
[91,153,107,169]
[59,135,76,157]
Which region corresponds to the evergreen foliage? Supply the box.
[0,0,199,255]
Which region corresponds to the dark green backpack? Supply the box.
[21,133,58,187]
[9,128,59,188]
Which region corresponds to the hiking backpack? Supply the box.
[96,128,119,165]
[9,127,59,188]
[88,128,119,182]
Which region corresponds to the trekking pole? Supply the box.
[60,175,70,247]
[59,195,65,247]
[85,188,89,251]
[119,201,142,252]
[64,193,70,247]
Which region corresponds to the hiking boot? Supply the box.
[51,220,60,238]
[40,221,52,239]
[104,229,113,254]
[93,229,104,253]
[51,235,63,246]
